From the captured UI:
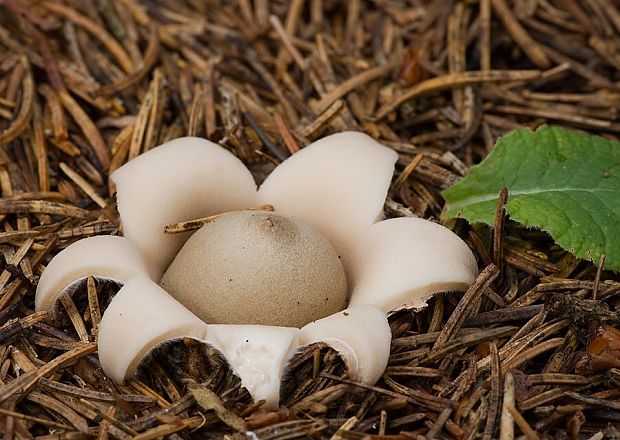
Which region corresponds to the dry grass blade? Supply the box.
[0,200,94,219]
[483,342,501,440]
[27,391,89,433]
[505,403,540,440]
[0,342,96,403]
[79,398,139,436]
[0,311,47,345]
[190,385,247,432]
[314,61,400,114]
[60,162,107,208]
[0,406,74,430]
[0,56,33,146]
[98,24,160,95]
[41,0,133,73]
[59,91,111,168]
[376,70,541,119]
[491,0,550,69]
[500,371,515,440]
[432,264,499,350]
[163,205,274,234]
[132,416,204,440]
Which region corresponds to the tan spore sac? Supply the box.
[160,211,348,328]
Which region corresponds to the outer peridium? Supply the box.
[98,277,392,408]
[35,235,150,314]
[97,276,210,383]
[110,137,258,281]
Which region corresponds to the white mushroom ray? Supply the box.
[348,218,478,312]
[205,325,300,409]
[299,305,391,385]
[35,235,150,313]
[98,276,209,383]
[257,132,398,272]
[111,137,258,280]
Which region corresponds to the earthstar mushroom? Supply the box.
[35,131,479,408]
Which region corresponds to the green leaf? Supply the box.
[442,125,620,272]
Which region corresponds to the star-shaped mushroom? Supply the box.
[35,132,478,408]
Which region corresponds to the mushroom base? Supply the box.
[133,339,352,410]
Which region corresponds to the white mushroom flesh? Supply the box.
[35,235,150,312]
[348,217,478,312]
[258,131,397,273]
[206,325,300,408]
[111,137,257,280]
[299,305,391,385]
[98,275,209,383]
